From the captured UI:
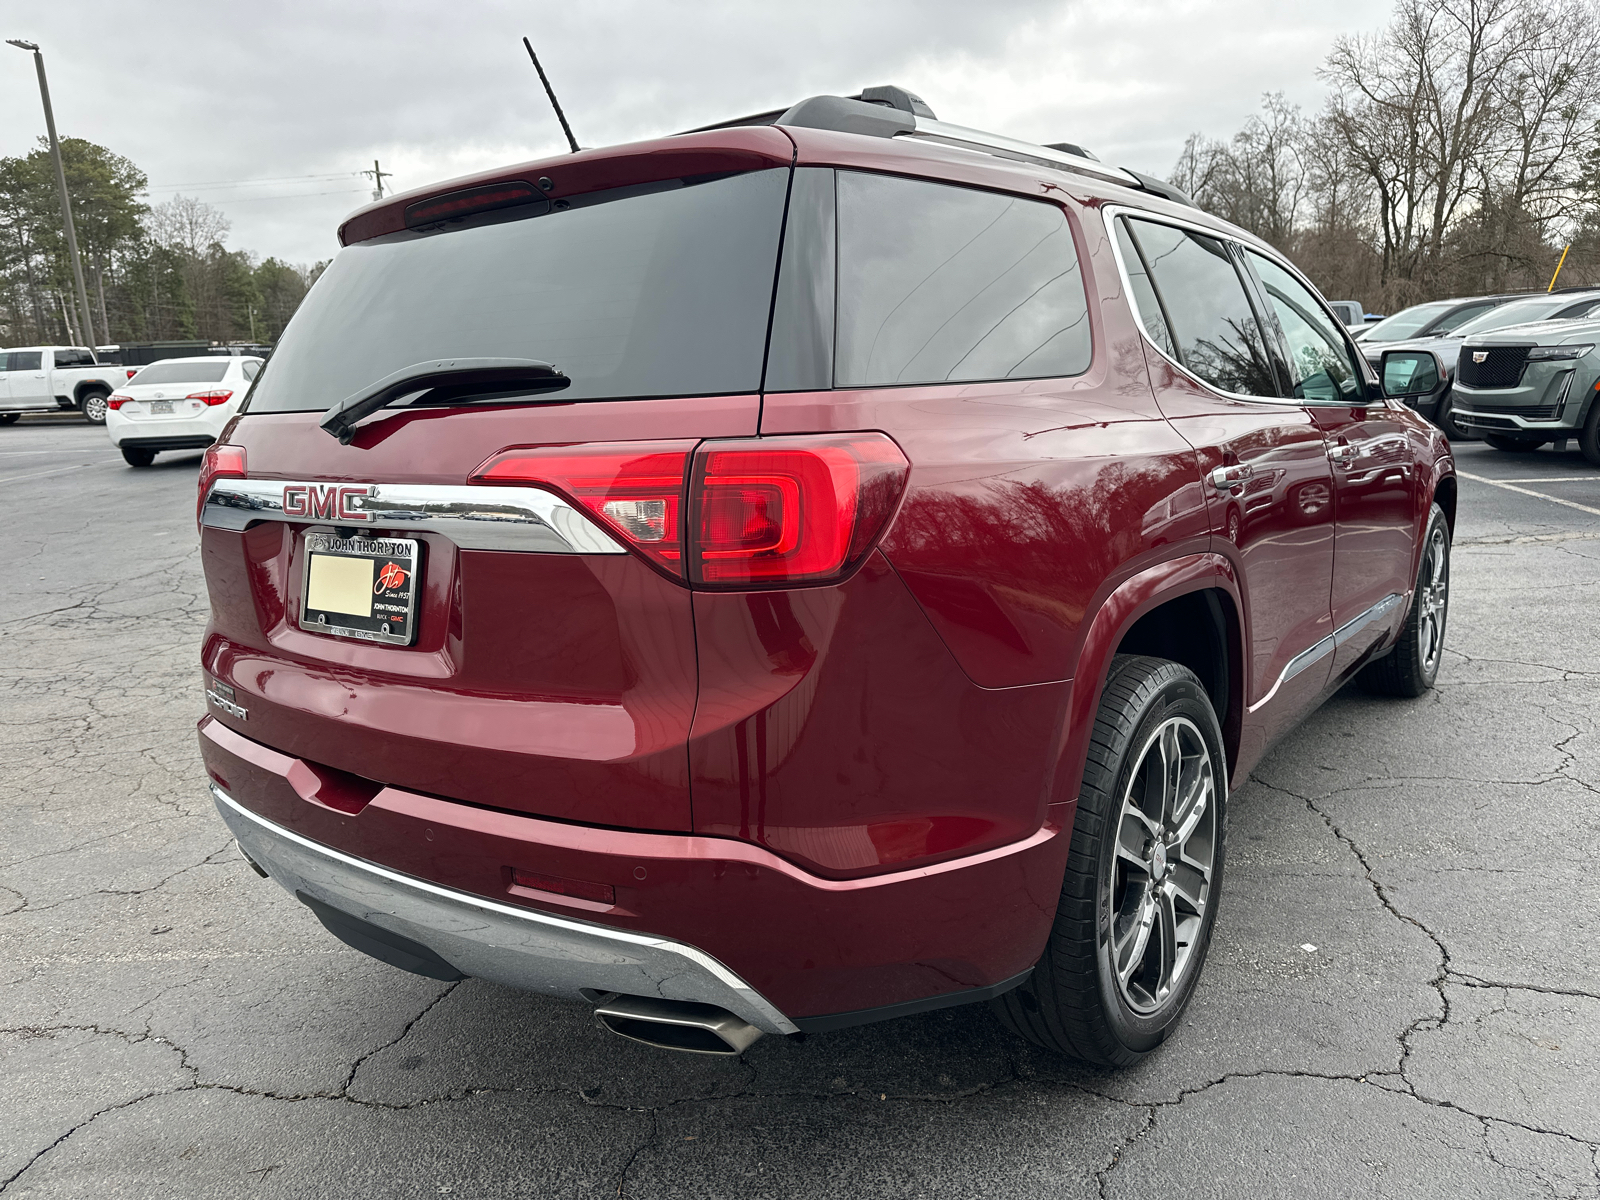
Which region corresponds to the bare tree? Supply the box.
[145,194,230,256]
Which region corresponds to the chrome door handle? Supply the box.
[1330,444,1356,465]
[1208,464,1253,492]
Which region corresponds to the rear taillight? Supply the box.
[472,442,697,576]
[107,393,132,411]
[188,389,234,406]
[197,444,247,529]
[471,433,909,589]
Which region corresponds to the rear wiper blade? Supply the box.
[320,357,570,443]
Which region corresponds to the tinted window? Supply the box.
[5,351,43,371]
[1247,252,1363,403]
[1432,302,1495,334]
[130,360,230,385]
[1123,218,1276,396]
[1358,301,1455,344]
[835,172,1091,387]
[765,168,836,393]
[54,348,95,367]
[247,169,789,414]
[1115,221,1177,358]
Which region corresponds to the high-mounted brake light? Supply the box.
[188,389,234,406]
[197,444,247,529]
[107,393,132,411]
[471,442,697,577]
[404,181,548,228]
[471,433,910,590]
[689,434,909,588]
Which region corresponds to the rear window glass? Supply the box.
[132,361,230,385]
[245,169,789,414]
[834,172,1091,387]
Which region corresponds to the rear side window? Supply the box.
[242,360,261,380]
[54,348,95,367]
[5,351,42,371]
[834,172,1091,388]
[1246,252,1364,404]
[1119,218,1277,397]
[131,361,231,385]
[246,169,789,414]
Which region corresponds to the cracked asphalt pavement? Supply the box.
[2,416,1597,1198]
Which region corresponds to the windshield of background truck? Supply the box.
[1358,302,1455,343]
[1452,296,1577,338]
[244,169,789,414]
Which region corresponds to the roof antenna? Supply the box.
[522,36,580,154]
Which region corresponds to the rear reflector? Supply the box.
[472,433,909,589]
[510,868,615,906]
[197,443,246,528]
[188,389,234,406]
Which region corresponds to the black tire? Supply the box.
[1484,432,1548,452]
[0,413,19,426]
[1359,504,1450,698]
[1435,389,1472,441]
[1579,399,1600,468]
[120,445,156,468]
[993,655,1226,1066]
[80,390,110,425]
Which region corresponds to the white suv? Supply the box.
[106,356,262,466]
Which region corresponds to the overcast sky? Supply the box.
[2,0,1393,266]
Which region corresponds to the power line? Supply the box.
[146,172,356,191]
[194,188,369,205]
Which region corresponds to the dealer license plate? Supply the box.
[150,400,173,414]
[298,533,420,646]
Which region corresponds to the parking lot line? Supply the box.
[1456,470,1600,517]
[1488,476,1600,484]
[0,461,118,485]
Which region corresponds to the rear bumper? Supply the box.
[198,715,1065,1025]
[106,410,226,446]
[212,782,800,1034]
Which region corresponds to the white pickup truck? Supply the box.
[0,346,131,425]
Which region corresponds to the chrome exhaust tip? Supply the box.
[593,995,765,1056]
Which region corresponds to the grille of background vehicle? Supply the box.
[1456,346,1529,388]
[1463,399,1563,420]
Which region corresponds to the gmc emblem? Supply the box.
[283,483,372,522]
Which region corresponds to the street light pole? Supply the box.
[8,39,98,352]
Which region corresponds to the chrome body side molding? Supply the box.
[202,478,626,554]
[211,784,800,1035]
[1248,592,1404,714]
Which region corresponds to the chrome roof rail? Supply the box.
[680,86,1196,208]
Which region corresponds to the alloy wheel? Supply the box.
[1416,524,1449,674]
[1108,716,1217,1015]
[82,394,108,424]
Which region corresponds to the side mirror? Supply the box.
[1380,349,1441,398]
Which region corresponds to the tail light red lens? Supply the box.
[197,444,247,529]
[689,435,909,587]
[188,389,234,406]
[106,393,132,411]
[471,442,697,577]
[472,433,909,589]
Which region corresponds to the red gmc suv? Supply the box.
[195,87,1455,1064]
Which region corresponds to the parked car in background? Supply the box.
[1353,295,1517,348]
[1444,315,1600,462]
[1368,290,1600,439]
[1326,300,1366,328]
[96,340,213,369]
[105,355,262,466]
[194,87,1455,1068]
[0,346,129,424]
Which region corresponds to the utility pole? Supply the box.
[360,159,393,201]
[7,40,98,352]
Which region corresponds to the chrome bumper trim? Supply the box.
[1453,407,1573,432]
[210,784,799,1034]
[202,479,626,554]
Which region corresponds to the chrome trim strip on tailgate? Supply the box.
[211,783,800,1035]
[202,479,626,553]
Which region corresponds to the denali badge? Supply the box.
[204,676,247,721]
[282,483,372,522]
[1472,352,1488,363]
